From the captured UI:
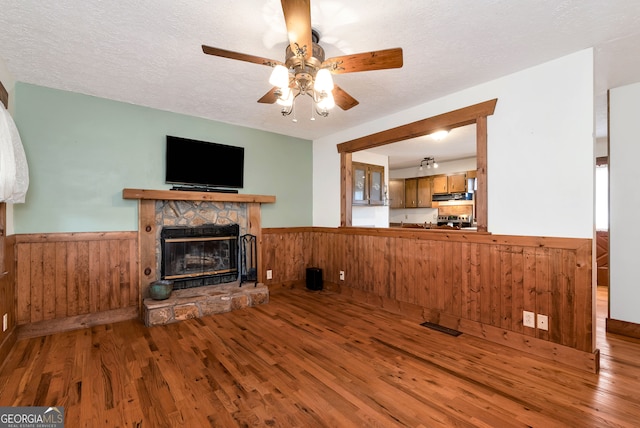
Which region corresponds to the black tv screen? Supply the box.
[165,136,244,189]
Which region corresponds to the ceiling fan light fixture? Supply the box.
[201,1,403,121]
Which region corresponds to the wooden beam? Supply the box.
[337,98,497,153]
[475,116,488,232]
[341,153,353,227]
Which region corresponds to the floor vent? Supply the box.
[420,321,462,337]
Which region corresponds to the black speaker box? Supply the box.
[306,267,323,291]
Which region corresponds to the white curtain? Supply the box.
[0,106,29,203]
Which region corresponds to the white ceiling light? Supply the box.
[430,130,449,141]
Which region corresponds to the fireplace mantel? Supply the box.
[123,188,275,316]
[122,188,276,204]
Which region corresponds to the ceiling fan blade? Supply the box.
[281,0,312,60]
[332,85,359,111]
[323,48,403,74]
[202,45,282,67]
[257,87,279,104]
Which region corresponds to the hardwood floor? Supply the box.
[1,285,638,427]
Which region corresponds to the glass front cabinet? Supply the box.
[352,162,385,206]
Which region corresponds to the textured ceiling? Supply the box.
[0,0,639,146]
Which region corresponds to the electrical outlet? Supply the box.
[339,270,345,281]
[266,270,273,280]
[2,313,7,332]
[523,310,535,328]
[537,314,549,331]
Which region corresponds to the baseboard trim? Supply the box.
[17,307,139,339]
[606,317,640,339]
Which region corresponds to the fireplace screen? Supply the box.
[161,224,239,289]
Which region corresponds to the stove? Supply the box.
[437,214,472,227]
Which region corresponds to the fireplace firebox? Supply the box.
[161,224,239,289]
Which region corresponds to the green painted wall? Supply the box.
[12,83,312,233]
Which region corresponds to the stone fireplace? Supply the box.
[122,188,276,326]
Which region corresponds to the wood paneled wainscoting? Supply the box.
[14,232,139,338]
[263,227,598,372]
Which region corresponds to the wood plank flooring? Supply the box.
[1,285,639,427]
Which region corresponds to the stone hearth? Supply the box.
[144,281,269,327]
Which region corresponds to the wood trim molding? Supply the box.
[123,188,276,204]
[15,231,137,243]
[336,99,498,154]
[0,80,8,110]
[606,317,640,339]
[341,152,352,227]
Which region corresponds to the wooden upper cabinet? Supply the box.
[388,179,405,208]
[448,173,467,193]
[432,173,467,194]
[432,175,448,194]
[404,178,418,208]
[352,162,385,206]
[417,177,432,207]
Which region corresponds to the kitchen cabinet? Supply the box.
[417,176,432,207]
[432,173,467,194]
[404,178,418,207]
[388,179,405,208]
[432,175,448,194]
[352,162,385,206]
[448,173,467,193]
[402,177,432,208]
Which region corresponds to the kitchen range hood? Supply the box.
[432,193,473,202]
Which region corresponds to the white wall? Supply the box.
[313,49,595,239]
[609,81,640,324]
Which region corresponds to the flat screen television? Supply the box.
[165,136,244,190]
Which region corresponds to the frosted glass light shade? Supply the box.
[314,69,334,92]
[276,87,293,106]
[269,65,290,88]
[317,91,335,110]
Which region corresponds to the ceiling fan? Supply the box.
[201,0,403,119]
